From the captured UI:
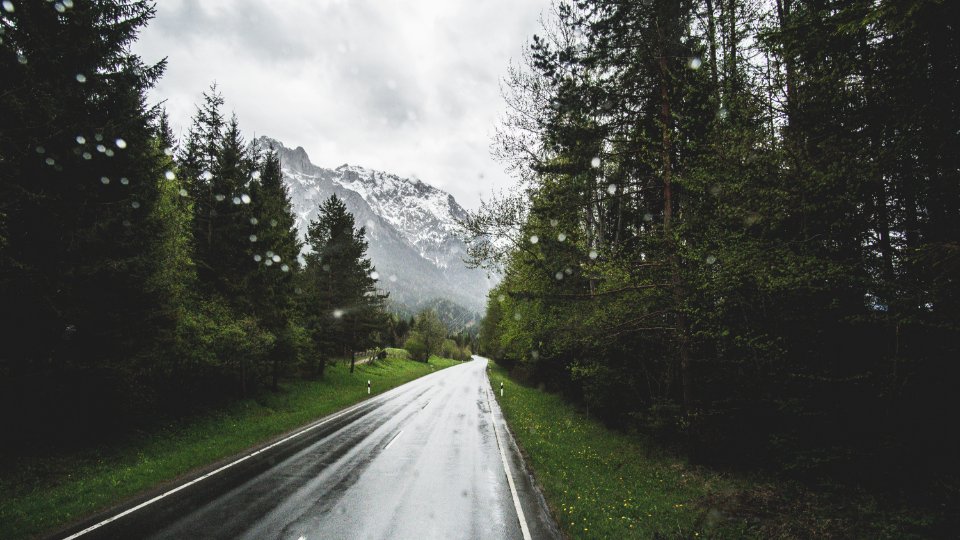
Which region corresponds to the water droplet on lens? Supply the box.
[250,217,258,225]
[370,271,379,280]
[607,184,617,195]
[131,201,140,209]
[270,219,278,227]
[82,152,92,160]
[249,234,257,242]
[202,170,213,181]
[253,254,262,262]
[265,259,273,266]
[45,157,55,165]
[240,194,251,204]
[115,138,126,149]
[389,274,397,282]
[281,264,289,272]
[513,312,522,320]
[251,171,261,180]
[266,250,275,258]
[164,170,175,180]
[100,176,110,184]
[557,233,566,242]
[76,135,86,144]
[36,146,45,154]
[3,1,15,13]
[120,177,129,185]
[215,194,225,201]
[498,294,506,302]
[232,197,241,205]
[333,309,344,318]
[272,255,281,263]
[529,235,539,244]
[17,53,27,64]
[689,57,702,70]
[55,3,65,13]
[706,255,717,264]
[550,219,558,226]
[104,149,114,157]
[555,272,564,280]
[178,188,188,197]
[164,147,174,156]
[589,249,598,260]
[591,157,601,168]
[75,73,87,83]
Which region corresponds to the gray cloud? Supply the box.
[133,0,548,209]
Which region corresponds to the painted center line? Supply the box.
[384,430,404,450]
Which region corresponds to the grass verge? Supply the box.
[0,351,461,540]
[488,363,747,539]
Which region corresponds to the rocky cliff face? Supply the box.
[255,136,492,314]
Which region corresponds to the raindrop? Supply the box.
[201,170,213,181]
[75,74,87,83]
[265,259,273,267]
[689,57,702,70]
[565,267,573,275]
[45,157,55,166]
[370,271,379,280]
[529,235,539,244]
[271,255,281,263]
[104,149,114,157]
[94,134,103,141]
[215,194,225,201]
[251,170,261,180]
[589,249,598,260]
[643,213,653,222]
[555,272,564,280]
[120,177,129,185]
[249,234,257,242]
[82,152,92,160]
[115,138,127,149]
[550,219,558,227]
[333,309,344,319]
[250,217,258,225]
[36,146,45,154]
[590,157,601,168]
[131,201,140,209]
[54,2,65,13]
[557,232,567,242]
[100,176,110,185]
[178,188,188,197]
[607,184,617,195]
[389,274,397,282]
[3,1,14,13]
[17,54,27,64]
[96,144,106,153]
[253,254,262,262]
[281,264,290,272]
[164,170,175,180]
[163,147,174,157]
[75,135,86,144]
[270,219,278,227]
[232,197,241,205]
[706,255,717,265]
[240,194,251,204]
[63,0,72,7]
[266,251,275,258]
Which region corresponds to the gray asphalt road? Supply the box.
[60,357,559,540]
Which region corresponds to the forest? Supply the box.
[0,1,470,449]
[466,0,959,508]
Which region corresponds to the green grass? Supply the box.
[0,353,461,540]
[488,363,747,539]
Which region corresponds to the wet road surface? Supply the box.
[60,357,559,540]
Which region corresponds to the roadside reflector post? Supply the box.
[500,381,504,397]
[367,380,371,395]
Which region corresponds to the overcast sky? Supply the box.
[132,0,550,210]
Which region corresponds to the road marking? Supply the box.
[383,430,404,450]
[61,385,404,539]
[486,386,532,540]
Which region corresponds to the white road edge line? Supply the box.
[486,386,533,540]
[383,430,404,450]
[62,387,398,540]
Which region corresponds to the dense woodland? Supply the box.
[0,1,468,447]
[467,0,959,498]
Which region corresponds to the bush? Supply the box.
[404,332,429,362]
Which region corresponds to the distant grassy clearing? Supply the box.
[0,351,460,540]
[488,363,747,539]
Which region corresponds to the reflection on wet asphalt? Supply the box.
[90,357,558,540]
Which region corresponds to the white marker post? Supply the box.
[367,380,371,395]
[500,381,504,397]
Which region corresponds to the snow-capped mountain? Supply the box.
[254,136,492,314]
